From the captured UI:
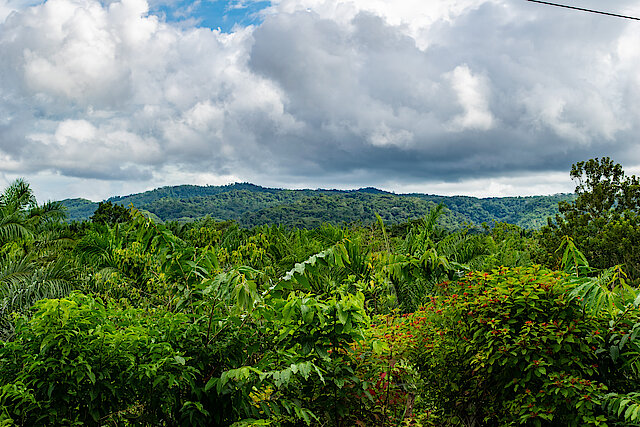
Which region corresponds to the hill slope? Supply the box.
[59,183,574,229]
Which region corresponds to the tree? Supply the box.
[540,157,640,280]
[90,202,131,226]
[567,157,640,216]
[0,179,77,339]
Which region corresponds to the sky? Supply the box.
[1,0,640,202]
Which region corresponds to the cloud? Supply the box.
[0,0,295,180]
[246,1,635,181]
[446,64,494,131]
[1,0,640,201]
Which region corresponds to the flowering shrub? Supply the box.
[353,312,424,425]
[406,267,610,426]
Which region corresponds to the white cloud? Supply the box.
[446,64,494,131]
[0,0,40,23]
[267,0,491,49]
[10,0,131,105]
[368,124,413,148]
[382,171,574,198]
[0,0,296,182]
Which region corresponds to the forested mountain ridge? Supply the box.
[59,182,574,228]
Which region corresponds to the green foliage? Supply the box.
[536,236,640,425]
[603,392,640,424]
[377,208,488,312]
[361,313,427,425]
[540,157,640,282]
[405,267,609,426]
[0,256,78,324]
[482,222,538,269]
[0,293,200,425]
[210,291,371,425]
[567,264,636,318]
[0,180,78,340]
[411,192,575,230]
[90,201,132,226]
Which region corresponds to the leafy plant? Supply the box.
[0,293,202,425]
[407,267,609,426]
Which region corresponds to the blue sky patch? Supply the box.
[153,0,272,32]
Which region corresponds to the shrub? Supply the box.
[404,267,610,426]
[0,293,200,425]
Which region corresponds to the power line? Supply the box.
[526,0,640,21]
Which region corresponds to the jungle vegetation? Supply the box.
[2,158,640,426]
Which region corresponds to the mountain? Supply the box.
[59,183,574,229]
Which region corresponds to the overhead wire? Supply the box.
[525,0,640,21]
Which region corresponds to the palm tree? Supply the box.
[0,179,36,250]
[0,179,79,339]
[0,255,78,339]
[383,206,489,312]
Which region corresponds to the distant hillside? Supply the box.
[59,183,574,229]
[61,198,99,221]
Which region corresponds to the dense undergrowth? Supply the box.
[2,158,640,426]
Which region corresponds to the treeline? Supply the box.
[60,184,574,230]
[1,158,640,426]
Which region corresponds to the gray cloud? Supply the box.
[246,1,640,182]
[1,0,640,201]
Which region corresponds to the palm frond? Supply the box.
[0,215,33,245]
[28,200,67,230]
[0,256,79,339]
[75,228,124,269]
[568,265,635,316]
[0,178,36,212]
